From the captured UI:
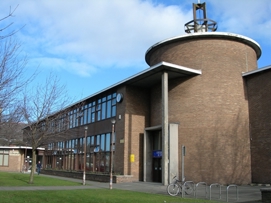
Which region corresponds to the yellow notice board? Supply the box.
[130,154,135,162]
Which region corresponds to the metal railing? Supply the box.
[226,185,238,202]
[209,183,221,200]
[195,182,208,199]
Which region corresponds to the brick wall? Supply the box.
[146,35,257,184]
[245,69,271,183]
[0,149,24,172]
[42,169,136,183]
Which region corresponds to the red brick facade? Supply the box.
[245,68,271,184]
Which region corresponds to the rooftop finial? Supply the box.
[184,2,217,33]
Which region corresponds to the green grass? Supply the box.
[0,190,219,203]
[0,172,218,203]
[0,172,81,186]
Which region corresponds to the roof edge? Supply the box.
[242,65,271,77]
[145,32,262,64]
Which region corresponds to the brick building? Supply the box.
[30,3,271,185]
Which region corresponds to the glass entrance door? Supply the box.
[152,158,162,182]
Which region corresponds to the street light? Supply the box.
[109,119,116,189]
[83,126,88,185]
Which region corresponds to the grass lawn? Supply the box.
[0,172,218,203]
[0,172,81,186]
[0,189,219,203]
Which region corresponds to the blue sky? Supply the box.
[0,0,270,102]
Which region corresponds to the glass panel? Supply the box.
[0,155,3,166]
[112,98,116,105]
[107,100,111,118]
[97,111,101,121]
[105,152,110,172]
[100,134,105,151]
[101,102,106,120]
[102,96,106,102]
[112,106,116,117]
[87,107,91,123]
[112,93,116,98]
[84,107,88,125]
[87,137,90,152]
[90,153,94,171]
[95,153,100,171]
[107,94,112,100]
[91,112,95,122]
[96,135,100,146]
[105,133,110,151]
[3,155,8,166]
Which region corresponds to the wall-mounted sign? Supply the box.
[153,150,162,158]
[130,154,135,162]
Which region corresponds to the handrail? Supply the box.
[226,184,238,202]
[209,183,221,200]
[195,182,208,199]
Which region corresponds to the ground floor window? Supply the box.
[0,150,9,166]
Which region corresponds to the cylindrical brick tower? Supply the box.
[145,13,261,184]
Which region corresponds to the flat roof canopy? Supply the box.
[123,61,202,88]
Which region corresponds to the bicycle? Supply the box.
[167,176,193,196]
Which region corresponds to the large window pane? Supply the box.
[107,100,111,118]
[3,155,8,166]
[105,133,110,151]
[101,102,106,120]
[100,134,105,151]
[112,106,116,117]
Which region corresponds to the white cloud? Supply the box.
[0,0,192,77]
[207,0,271,42]
[0,0,270,79]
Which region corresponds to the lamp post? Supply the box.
[109,119,116,189]
[83,126,88,185]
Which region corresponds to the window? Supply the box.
[100,134,105,151]
[101,97,107,120]
[105,133,110,151]
[83,104,88,125]
[0,150,9,166]
[91,102,96,123]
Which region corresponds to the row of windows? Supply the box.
[68,93,117,129]
[38,92,117,134]
[47,132,115,153]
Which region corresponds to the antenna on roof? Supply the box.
[184,2,217,33]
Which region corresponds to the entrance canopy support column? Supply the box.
[162,72,169,185]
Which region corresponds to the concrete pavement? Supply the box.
[0,174,264,202]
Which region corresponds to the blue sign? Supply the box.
[153,150,162,158]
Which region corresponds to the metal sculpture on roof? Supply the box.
[184,2,217,33]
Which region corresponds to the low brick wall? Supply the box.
[261,188,271,203]
[41,170,135,183]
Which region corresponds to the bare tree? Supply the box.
[0,105,26,145]
[0,6,33,143]
[21,74,75,184]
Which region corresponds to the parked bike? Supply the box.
[167,176,193,196]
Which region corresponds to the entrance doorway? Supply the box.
[152,130,162,182]
[152,157,162,182]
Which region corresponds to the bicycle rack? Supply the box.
[226,185,238,202]
[182,181,195,198]
[209,183,221,200]
[195,182,208,199]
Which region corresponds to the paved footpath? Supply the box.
[0,174,265,203]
